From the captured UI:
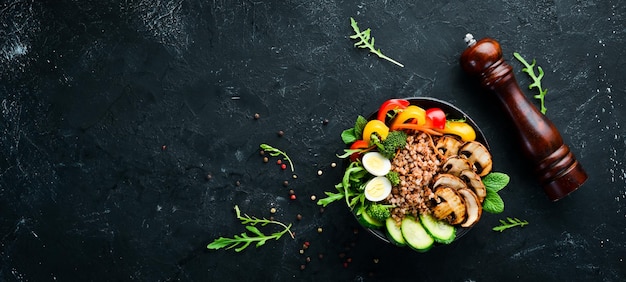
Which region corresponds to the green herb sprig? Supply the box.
[350,17,404,68]
[513,52,548,114]
[260,144,294,172]
[493,217,529,232]
[207,205,294,252]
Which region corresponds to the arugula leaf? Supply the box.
[513,52,548,114]
[317,191,344,207]
[260,144,295,172]
[483,172,510,192]
[492,217,529,232]
[207,205,294,252]
[349,17,404,67]
[482,189,505,214]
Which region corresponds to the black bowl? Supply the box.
[354,96,489,246]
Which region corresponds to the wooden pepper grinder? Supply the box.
[460,34,587,201]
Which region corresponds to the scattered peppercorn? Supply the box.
[310,195,316,201]
[206,173,212,180]
[277,130,284,137]
[259,150,265,156]
[161,145,167,151]
[323,119,329,125]
[296,214,302,220]
[290,194,296,200]
[306,257,311,263]
[270,207,277,214]
[331,162,337,168]
[263,157,269,163]
[317,227,323,233]
[299,249,304,254]
[300,264,306,270]
[292,174,298,179]
[283,180,289,187]
[318,253,324,260]
[319,207,325,213]
[235,180,241,186]
[254,113,260,119]
[276,159,282,165]
[317,170,323,176]
[289,189,295,195]
[281,163,287,170]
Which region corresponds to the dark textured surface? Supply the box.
[1,1,624,281]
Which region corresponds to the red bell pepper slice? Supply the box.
[377,99,410,121]
[349,140,371,162]
[425,108,446,129]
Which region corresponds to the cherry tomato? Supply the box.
[425,108,446,129]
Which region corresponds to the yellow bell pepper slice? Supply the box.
[436,121,476,142]
[362,120,389,143]
[390,105,427,130]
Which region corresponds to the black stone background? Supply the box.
[1,1,624,281]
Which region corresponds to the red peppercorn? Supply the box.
[290,194,296,200]
[281,163,287,170]
[276,159,282,165]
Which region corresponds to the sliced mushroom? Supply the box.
[459,141,493,176]
[431,187,466,225]
[433,173,468,191]
[435,135,463,158]
[459,169,487,203]
[440,156,472,177]
[457,188,482,228]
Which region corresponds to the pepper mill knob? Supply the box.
[460,34,588,201]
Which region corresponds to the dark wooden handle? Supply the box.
[460,36,587,201]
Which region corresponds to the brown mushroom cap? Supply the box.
[435,135,463,158]
[440,156,472,177]
[459,141,493,177]
[433,173,468,191]
[431,187,467,225]
[457,188,483,228]
[459,169,487,203]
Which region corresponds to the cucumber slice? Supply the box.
[401,216,434,252]
[385,218,405,246]
[419,213,456,244]
[357,211,384,229]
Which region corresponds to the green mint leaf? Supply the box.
[341,128,357,144]
[483,172,510,192]
[482,189,505,214]
[354,115,368,139]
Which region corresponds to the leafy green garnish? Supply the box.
[349,17,404,68]
[513,52,548,114]
[341,115,368,144]
[481,172,510,214]
[483,172,510,192]
[317,161,368,212]
[483,189,504,214]
[260,144,294,172]
[207,205,294,252]
[492,217,529,232]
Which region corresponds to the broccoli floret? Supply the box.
[386,171,401,186]
[366,204,391,222]
[377,130,408,159]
